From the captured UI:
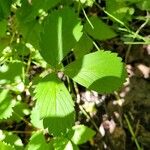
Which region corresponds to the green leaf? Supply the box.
[106,0,133,22]
[0,19,7,38]
[17,0,61,22]
[9,102,30,123]
[75,0,95,7]
[40,7,83,66]
[30,104,43,129]
[0,130,23,150]
[0,61,23,85]
[26,131,52,150]
[16,19,42,49]
[0,141,15,150]
[68,125,96,145]
[34,73,75,135]
[53,137,79,150]
[84,16,116,40]
[0,0,12,20]
[0,89,15,119]
[74,33,93,58]
[64,51,127,93]
[136,0,150,11]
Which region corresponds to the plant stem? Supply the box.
[124,114,142,150]
[125,11,150,63]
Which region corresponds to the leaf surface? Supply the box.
[34,73,75,135]
[64,51,127,93]
[40,7,83,66]
[26,131,52,150]
[0,90,15,119]
[68,125,96,145]
[84,16,116,40]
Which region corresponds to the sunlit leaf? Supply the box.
[40,7,83,66]
[0,141,15,150]
[68,125,96,145]
[64,51,127,93]
[34,73,75,135]
[26,131,53,150]
[30,104,43,129]
[9,102,30,123]
[0,89,15,119]
[0,130,23,150]
[0,61,23,85]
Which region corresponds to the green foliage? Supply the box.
[74,33,93,58]
[40,7,83,67]
[30,104,43,129]
[34,73,75,135]
[0,20,7,38]
[65,51,126,93]
[84,16,117,40]
[26,131,52,150]
[0,61,23,85]
[68,125,96,145]
[0,130,23,150]
[0,141,15,150]
[106,0,133,22]
[0,0,12,20]
[0,89,15,119]
[10,102,30,123]
[0,0,136,149]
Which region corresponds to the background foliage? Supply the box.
[0,0,150,149]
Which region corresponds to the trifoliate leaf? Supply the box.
[84,16,116,41]
[64,51,127,93]
[0,141,15,150]
[68,125,96,145]
[34,73,75,135]
[26,131,53,150]
[0,130,23,150]
[0,89,15,119]
[40,7,83,67]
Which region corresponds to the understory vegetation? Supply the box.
[0,0,150,149]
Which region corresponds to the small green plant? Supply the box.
[0,0,149,149]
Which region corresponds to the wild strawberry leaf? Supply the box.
[84,16,117,41]
[73,33,93,58]
[0,89,15,119]
[16,0,61,22]
[64,51,127,93]
[0,141,15,150]
[0,130,23,150]
[0,0,12,19]
[34,73,75,135]
[26,131,53,150]
[0,61,23,85]
[67,125,96,145]
[40,7,83,67]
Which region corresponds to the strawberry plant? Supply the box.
[1,0,149,149]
